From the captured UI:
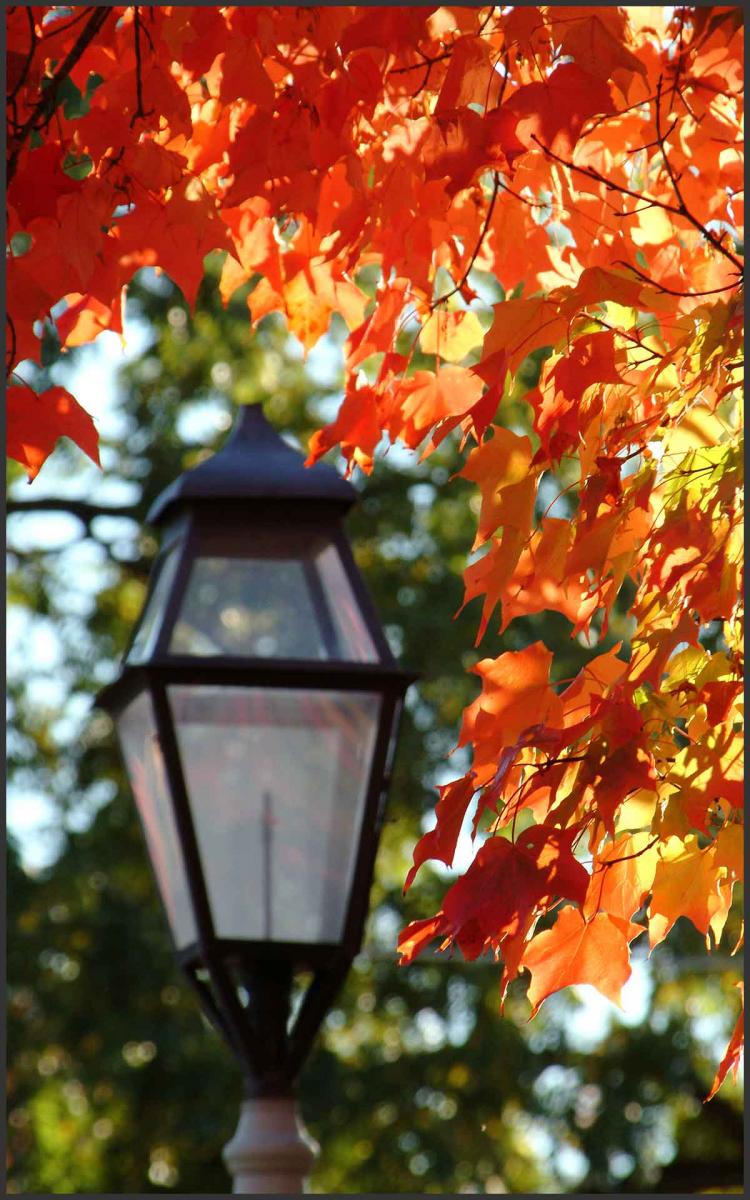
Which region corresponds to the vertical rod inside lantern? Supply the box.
[302,559,340,657]
[262,789,272,941]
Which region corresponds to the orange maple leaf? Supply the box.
[404,773,477,892]
[460,425,536,547]
[505,62,615,155]
[459,642,564,757]
[706,983,744,1101]
[7,386,100,481]
[521,907,642,1017]
[648,836,727,950]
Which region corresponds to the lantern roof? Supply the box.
[147,403,356,525]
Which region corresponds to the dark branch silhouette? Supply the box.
[7,7,113,183]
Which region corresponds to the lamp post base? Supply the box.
[223,1096,318,1194]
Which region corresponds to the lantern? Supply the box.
[98,404,413,1101]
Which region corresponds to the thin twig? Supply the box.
[389,48,452,77]
[654,73,733,269]
[592,835,661,872]
[582,92,659,137]
[612,202,662,217]
[432,170,501,309]
[586,316,662,361]
[389,7,497,80]
[613,259,740,298]
[494,49,509,108]
[406,51,434,99]
[7,7,38,105]
[497,177,548,209]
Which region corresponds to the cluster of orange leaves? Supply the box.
[6,6,743,1096]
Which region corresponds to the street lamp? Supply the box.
[97,403,414,1192]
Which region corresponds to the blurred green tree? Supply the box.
[7,261,742,1194]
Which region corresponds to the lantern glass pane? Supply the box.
[168,685,381,945]
[116,690,197,950]
[169,529,377,661]
[127,545,180,662]
[317,543,377,662]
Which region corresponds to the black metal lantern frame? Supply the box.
[97,405,415,1097]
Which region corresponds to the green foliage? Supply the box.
[7,262,742,1193]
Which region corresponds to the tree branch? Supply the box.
[531,134,745,277]
[7,498,142,531]
[7,6,113,183]
[7,7,38,106]
[653,73,741,271]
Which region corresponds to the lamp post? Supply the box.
[97,404,414,1193]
